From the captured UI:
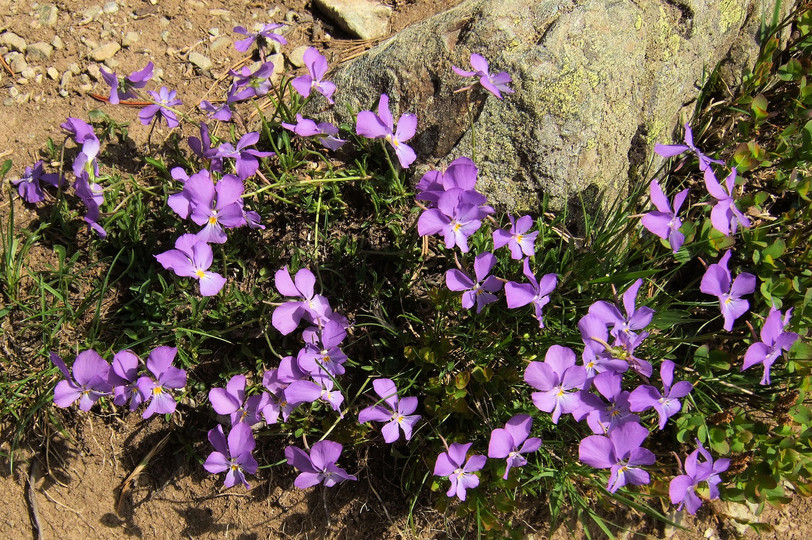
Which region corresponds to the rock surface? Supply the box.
[321,0,788,211]
[312,0,392,40]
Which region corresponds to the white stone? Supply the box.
[312,0,391,40]
[1,32,27,53]
[90,42,120,61]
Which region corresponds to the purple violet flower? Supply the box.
[61,117,100,177]
[356,93,417,168]
[291,47,336,104]
[227,63,274,102]
[285,440,357,488]
[284,374,344,414]
[670,440,729,514]
[357,378,421,443]
[139,87,182,128]
[524,345,586,424]
[12,161,63,204]
[445,252,503,313]
[204,423,258,489]
[155,234,227,296]
[100,61,153,104]
[281,114,346,150]
[135,346,186,419]
[260,367,297,424]
[108,349,143,411]
[167,170,247,243]
[415,156,479,205]
[574,371,637,435]
[487,414,542,479]
[628,360,693,430]
[699,250,756,331]
[209,375,269,426]
[51,351,111,411]
[74,174,107,238]
[417,188,494,253]
[641,179,689,253]
[578,420,656,493]
[199,100,232,122]
[188,122,218,161]
[297,319,348,377]
[504,259,557,328]
[233,23,287,52]
[742,307,800,385]
[433,442,487,501]
[588,279,654,340]
[654,123,724,172]
[704,167,751,236]
[577,313,629,378]
[493,215,538,259]
[213,132,275,180]
[452,53,514,100]
[271,266,334,335]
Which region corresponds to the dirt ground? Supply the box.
[0,0,811,538]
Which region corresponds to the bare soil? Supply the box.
[0,0,810,538]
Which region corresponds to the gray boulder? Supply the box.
[320,0,787,212]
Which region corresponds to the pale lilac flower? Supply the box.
[654,123,724,172]
[167,170,247,243]
[487,415,541,479]
[227,63,274,102]
[51,351,111,411]
[524,345,586,423]
[628,360,693,430]
[233,23,287,52]
[100,61,153,104]
[135,346,186,419]
[12,161,63,204]
[504,259,557,328]
[209,375,268,426]
[433,442,486,501]
[357,379,421,443]
[417,188,493,253]
[356,94,417,168]
[271,266,334,335]
[452,53,514,100]
[641,180,689,253]
[445,252,503,313]
[297,320,348,377]
[588,279,654,339]
[670,440,729,514]
[285,440,357,488]
[199,100,232,122]
[281,114,346,150]
[704,168,751,236]
[139,87,182,128]
[204,423,258,488]
[577,314,629,378]
[700,250,756,331]
[493,215,538,259]
[574,371,637,435]
[415,156,479,205]
[61,118,100,177]
[284,374,344,414]
[108,349,143,411]
[742,307,800,385]
[213,132,274,180]
[155,234,227,296]
[578,420,655,493]
[260,367,298,424]
[74,174,107,238]
[291,47,336,104]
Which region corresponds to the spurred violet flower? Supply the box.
[199,100,232,122]
[167,170,247,243]
[588,279,654,339]
[742,307,800,385]
[654,123,724,172]
[445,252,503,313]
[61,117,100,177]
[641,180,689,253]
[493,215,538,259]
[213,132,274,180]
[284,374,344,414]
[415,156,479,205]
[285,440,357,488]
[357,378,421,443]
[271,266,334,335]
[297,320,348,377]
[227,63,274,102]
[135,346,186,419]
[101,61,153,104]
[628,360,693,429]
[233,23,287,52]
[209,375,268,426]
[356,94,417,168]
[433,442,486,501]
[291,47,336,104]
[504,258,557,328]
[74,174,107,238]
[574,371,637,435]
[281,114,346,150]
[139,87,182,128]
[12,161,63,204]
[452,53,514,100]
[524,345,586,423]
[51,351,111,411]
[108,349,143,411]
[670,440,729,514]
[155,234,227,296]
[204,423,258,488]
[704,168,751,236]
[577,313,629,377]
[699,250,756,331]
[578,420,656,493]
[417,188,493,253]
[488,415,542,479]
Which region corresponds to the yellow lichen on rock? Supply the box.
[720,0,745,33]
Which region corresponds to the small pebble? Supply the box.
[210,36,231,52]
[1,32,27,53]
[208,27,219,36]
[103,1,119,14]
[21,67,36,80]
[122,31,139,47]
[189,51,213,71]
[86,64,102,81]
[51,35,64,50]
[83,5,102,22]
[47,67,59,80]
[288,45,309,68]
[90,42,120,61]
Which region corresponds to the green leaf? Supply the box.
[0,159,12,179]
[777,58,804,81]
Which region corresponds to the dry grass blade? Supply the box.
[25,458,44,540]
[116,431,171,516]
